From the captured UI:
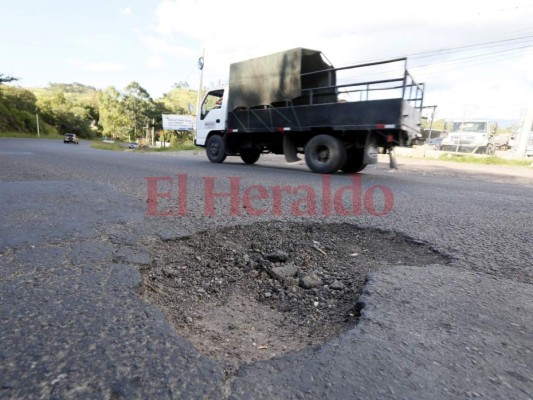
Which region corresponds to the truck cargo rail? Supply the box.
[299,57,424,111]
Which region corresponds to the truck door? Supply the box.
[195,89,225,146]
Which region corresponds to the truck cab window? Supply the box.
[201,93,223,119]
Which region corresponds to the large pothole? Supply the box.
[139,222,450,364]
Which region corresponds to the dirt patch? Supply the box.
[139,222,449,365]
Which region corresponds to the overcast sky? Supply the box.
[2,0,533,123]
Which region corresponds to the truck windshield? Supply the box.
[451,122,487,133]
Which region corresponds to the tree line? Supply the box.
[0,75,196,142]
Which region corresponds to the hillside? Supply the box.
[158,87,198,114]
[1,81,200,138]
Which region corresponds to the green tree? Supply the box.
[0,85,38,132]
[123,81,154,139]
[36,88,93,137]
[1,85,36,113]
[0,74,19,85]
[98,86,129,139]
[422,118,446,131]
[158,87,196,115]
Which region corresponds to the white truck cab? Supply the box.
[194,87,227,146]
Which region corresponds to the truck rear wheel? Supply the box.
[305,135,347,174]
[240,150,261,164]
[206,135,227,163]
[341,149,367,173]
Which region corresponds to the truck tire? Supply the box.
[206,135,227,163]
[341,149,367,173]
[305,134,347,174]
[240,150,261,164]
[485,144,495,155]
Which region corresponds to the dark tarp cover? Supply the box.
[227,48,335,111]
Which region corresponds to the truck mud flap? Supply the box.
[283,135,301,162]
[363,132,379,164]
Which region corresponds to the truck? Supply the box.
[194,48,425,174]
[439,120,496,155]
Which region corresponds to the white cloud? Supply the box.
[147,56,164,69]
[140,36,197,58]
[121,7,132,16]
[68,59,127,72]
[86,62,127,72]
[515,50,533,83]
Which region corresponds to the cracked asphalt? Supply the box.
[0,138,532,399]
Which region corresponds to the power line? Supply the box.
[408,34,533,60]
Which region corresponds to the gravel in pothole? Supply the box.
[139,221,450,364]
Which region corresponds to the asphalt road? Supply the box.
[0,138,532,399]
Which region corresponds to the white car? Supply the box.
[63,133,79,144]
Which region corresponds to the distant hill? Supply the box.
[29,83,99,103]
[158,87,198,114]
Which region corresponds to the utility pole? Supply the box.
[35,108,40,137]
[195,48,205,118]
[151,119,155,146]
[422,105,437,142]
[514,107,533,158]
[145,121,149,144]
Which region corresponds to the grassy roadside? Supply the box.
[438,154,532,167]
[90,142,124,151]
[90,140,199,152]
[148,142,198,152]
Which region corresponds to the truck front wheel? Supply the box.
[305,135,347,174]
[206,135,227,163]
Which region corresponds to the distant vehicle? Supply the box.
[508,135,517,148]
[102,137,115,144]
[128,142,139,149]
[491,134,510,150]
[426,137,443,149]
[63,133,79,144]
[440,120,496,154]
